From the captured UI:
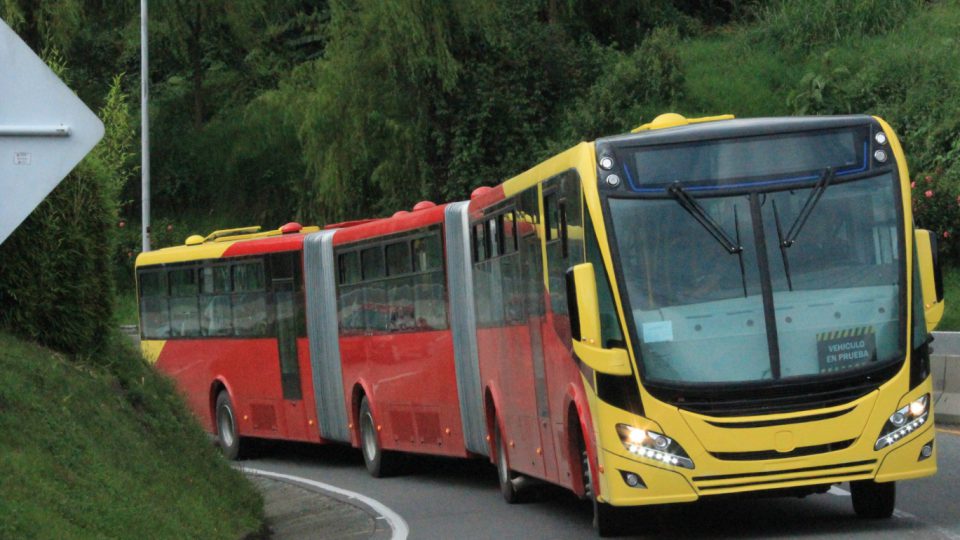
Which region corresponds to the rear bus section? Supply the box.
[136,224,325,456]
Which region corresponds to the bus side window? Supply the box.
[169,267,200,338]
[473,223,487,262]
[336,250,364,334]
[385,240,414,332]
[233,261,268,336]
[360,247,387,332]
[544,191,558,242]
[200,265,232,337]
[339,251,361,285]
[139,270,170,339]
[412,231,448,330]
[412,234,442,272]
[385,241,412,276]
[488,218,501,257]
[558,199,568,259]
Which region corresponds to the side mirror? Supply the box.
[565,263,631,376]
[915,229,944,332]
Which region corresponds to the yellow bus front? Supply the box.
[575,115,939,521]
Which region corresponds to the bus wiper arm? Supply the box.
[667,183,743,254]
[781,167,834,248]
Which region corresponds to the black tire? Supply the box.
[216,391,243,460]
[359,397,398,478]
[851,480,896,519]
[495,424,520,504]
[580,431,626,537]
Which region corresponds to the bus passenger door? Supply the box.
[273,277,308,438]
[540,173,585,484]
[519,187,556,481]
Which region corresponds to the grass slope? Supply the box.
[0,332,263,539]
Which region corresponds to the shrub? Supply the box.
[911,168,960,262]
[761,0,923,53]
[0,69,133,357]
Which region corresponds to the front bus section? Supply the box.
[570,114,942,535]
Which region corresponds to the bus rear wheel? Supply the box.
[850,480,895,518]
[359,397,398,478]
[216,391,243,460]
[494,424,520,504]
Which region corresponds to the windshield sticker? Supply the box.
[817,326,877,373]
[642,321,674,343]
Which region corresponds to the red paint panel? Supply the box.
[222,234,305,258]
[477,324,545,478]
[154,337,324,444]
[332,205,448,246]
[468,185,507,213]
[339,329,468,458]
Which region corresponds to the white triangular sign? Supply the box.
[0,17,105,245]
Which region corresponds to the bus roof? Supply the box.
[597,114,876,149]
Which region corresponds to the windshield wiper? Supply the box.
[772,200,794,291]
[780,167,835,248]
[666,183,743,255]
[773,167,835,291]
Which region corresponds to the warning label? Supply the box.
[817,327,877,374]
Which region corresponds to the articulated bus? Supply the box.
[136,114,945,535]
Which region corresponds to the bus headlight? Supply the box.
[616,424,695,469]
[874,394,929,451]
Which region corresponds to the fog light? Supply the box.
[874,149,888,163]
[600,156,615,170]
[619,470,646,488]
[605,174,621,188]
[919,442,933,460]
[874,132,888,145]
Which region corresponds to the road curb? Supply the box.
[239,467,400,540]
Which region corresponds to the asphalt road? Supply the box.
[242,428,960,539]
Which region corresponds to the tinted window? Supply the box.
[201,265,231,294]
[140,271,167,296]
[362,247,385,280]
[234,262,265,292]
[339,251,361,285]
[386,241,412,276]
[139,270,170,339]
[168,268,200,337]
[413,235,442,271]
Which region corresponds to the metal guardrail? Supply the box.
[931,331,960,425]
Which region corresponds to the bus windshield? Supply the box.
[607,170,903,385]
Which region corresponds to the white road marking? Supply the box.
[830,485,960,540]
[241,466,409,540]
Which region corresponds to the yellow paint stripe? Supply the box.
[140,340,166,364]
[136,242,234,267]
[937,426,960,436]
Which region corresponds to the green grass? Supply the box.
[938,265,960,331]
[114,289,139,327]
[0,331,263,539]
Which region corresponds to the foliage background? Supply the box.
[2,0,960,301]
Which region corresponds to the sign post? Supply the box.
[0,17,105,245]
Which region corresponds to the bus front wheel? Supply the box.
[579,431,625,536]
[359,397,398,477]
[850,480,895,518]
[216,391,243,460]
